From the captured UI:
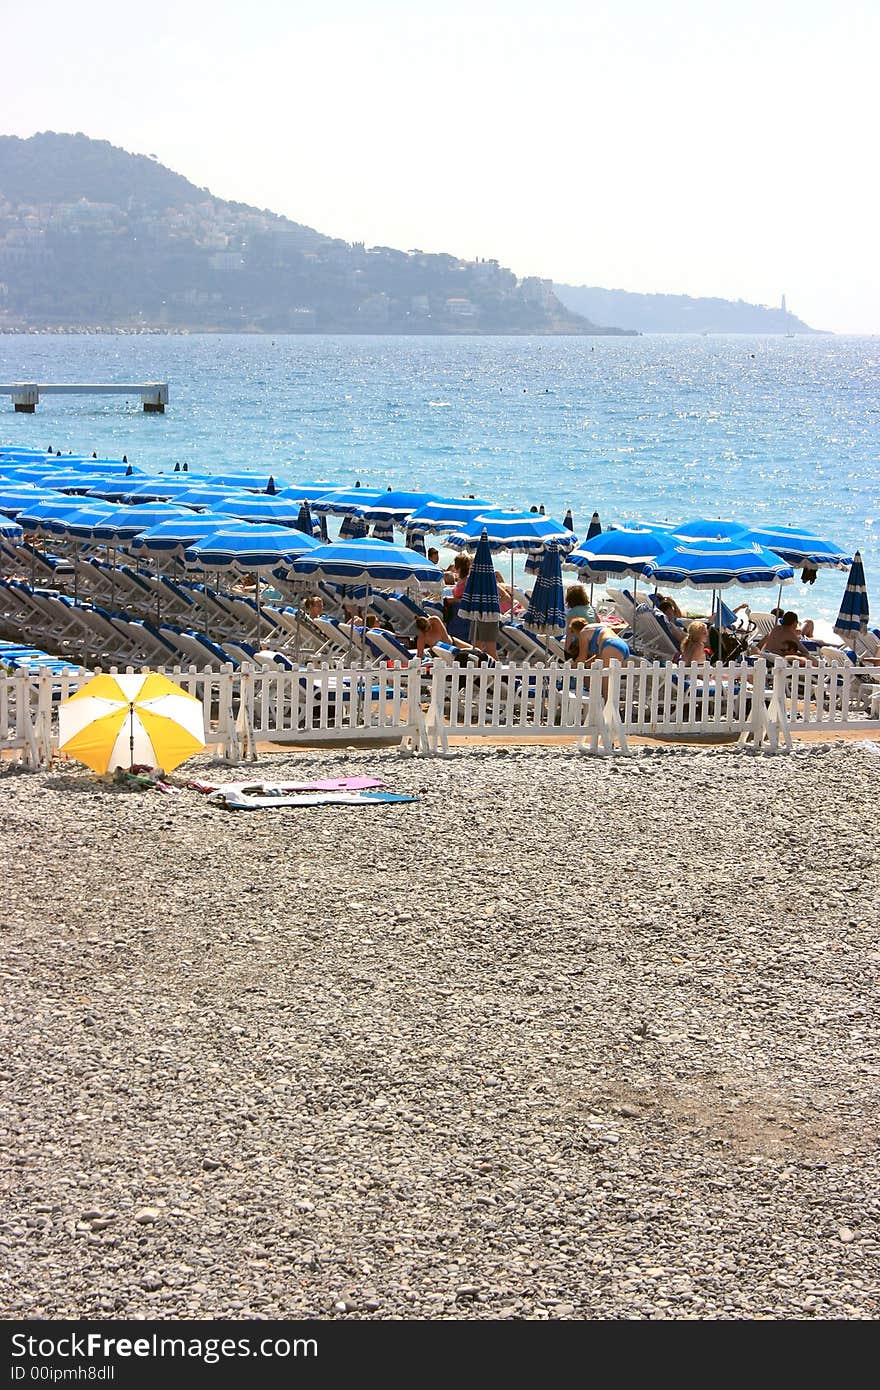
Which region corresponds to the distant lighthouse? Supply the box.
[781,293,787,315]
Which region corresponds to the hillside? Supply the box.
[553,283,822,334]
[0,133,628,335]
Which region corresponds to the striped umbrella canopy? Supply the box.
[125,476,206,502]
[524,541,566,634]
[289,538,443,589]
[341,513,369,539]
[672,518,753,542]
[86,479,147,501]
[64,457,143,476]
[210,495,306,526]
[47,501,120,539]
[361,490,442,523]
[3,464,63,483]
[171,484,237,508]
[186,524,322,570]
[448,510,577,553]
[748,524,853,569]
[371,518,395,542]
[38,472,115,494]
[0,487,59,517]
[0,515,23,540]
[311,487,383,516]
[276,483,339,502]
[406,528,427,556]
[834,552,870,637]
[458,531,501,625]
[207,472,279,492]
[405,497,493,534]
[129,513,236,553]
[565,526,669,581]
[586,511,602,540]
[58,672,205,774]
[15,496,89,534]
[91,503,196,541]
[646,538,795,590]
[295,500,322,537]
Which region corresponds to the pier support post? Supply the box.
[12,386,39,413]
[141,385,168,414]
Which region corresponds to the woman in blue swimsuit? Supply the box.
[567,618,631,666]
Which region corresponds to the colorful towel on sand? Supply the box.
[190,776,384,795]
[209,786,417,811]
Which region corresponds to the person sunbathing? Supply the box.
[757,611,811,663]
[656,593,684,620]
[566,617,631,666]
[678,620,710,664]
[414,614,473,658]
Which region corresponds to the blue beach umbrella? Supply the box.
[647,538,795,590]
[406,528,427,556]
[834,552,869,638]
[310,487,383,516]
[673,518,752,542]
[91,503,196,541]
[129,513,236,553]
[586,511,602,540]
[448,510,576,553]
[86,478,147,501]
[172,484,237,508]
[748,524,853,570]
[0,515,23,540]
[15,496,87,534]
[0,487,58,518]
[208,471,279,492]
[210,495,306,526]
[406,497,493,534]
[524,541,566,641]
[565,527,669,580]
[48,501,120,539]
[371,518,395,543]
[277,483,339,503]
[295,501,319,537]
[458,530,502,627]
[38,472,114,494]
[124,476,205,502]
[563,509,574,531]
[342,513,369,539]
[361,490,442,524]
[289,538,443,589]
[186,525,320,569]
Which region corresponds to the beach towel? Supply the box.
[209,787,417,811]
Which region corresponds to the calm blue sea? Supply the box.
[1,333,877,620]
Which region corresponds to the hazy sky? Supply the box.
[5,0,879,331]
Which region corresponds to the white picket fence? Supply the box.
[1,658,878,768]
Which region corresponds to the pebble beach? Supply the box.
[2,740,879,1320]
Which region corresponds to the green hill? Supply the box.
[0,132,628,335]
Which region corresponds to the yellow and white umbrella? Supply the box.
[58,672,205,774]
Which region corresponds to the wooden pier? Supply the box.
[0,382,169,413]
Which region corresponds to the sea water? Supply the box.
[1,333,877,621]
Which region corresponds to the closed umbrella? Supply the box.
[406,529,427,556]
[372,518,395,543]
[563,509,574,531]
[586,511,602,540]
[59,672,205,774]
[834,552,869,639]
[524,541,565,656]
[458,529,501,653]
[295,500,320,537]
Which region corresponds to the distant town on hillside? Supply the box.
[0,133,629,336]
[0,132,821,336]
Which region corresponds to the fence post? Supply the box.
[235,664,258,762]
[577,660,614,755]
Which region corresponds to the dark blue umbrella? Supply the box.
[835,552,869,638]
[524,541,566,638]
[563,509,574,531]
[406,528,427,556]
[372,518,395,543]
[296,500,319,537]
[458,530,501,626]
[586,511,602,540]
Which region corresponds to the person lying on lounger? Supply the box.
[566,618,631,666]
[414,614,474,658]
[757,611,811,664]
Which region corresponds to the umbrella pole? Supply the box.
[510,550,515,623]
[156,555,161,627]
[129,702,135,771]
[256,573,262,642]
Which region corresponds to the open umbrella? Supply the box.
[405,498,492,534]
[311,487,382,516]
[58,672,205,774]
[834,552,869,638]
[361,490,441,524]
